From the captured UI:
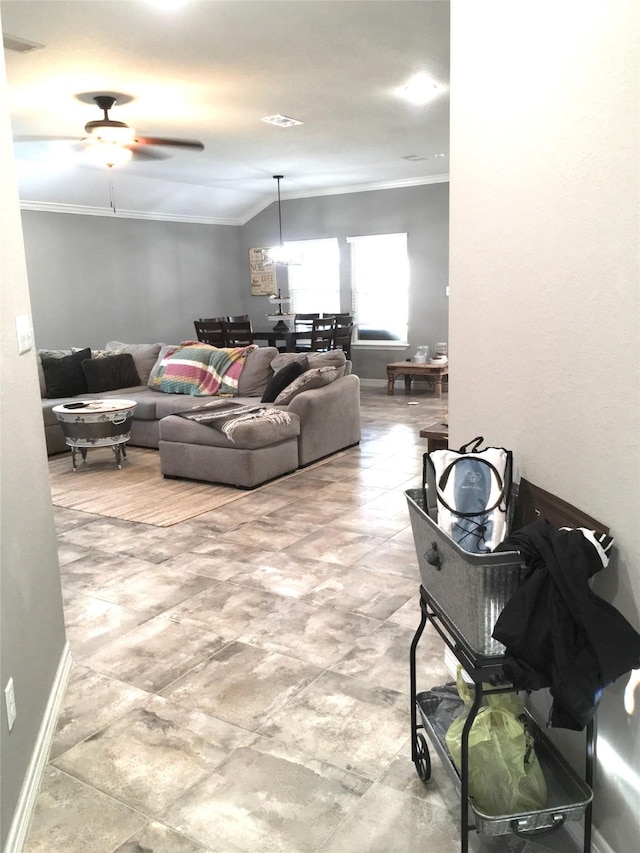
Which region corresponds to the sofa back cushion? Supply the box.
[271,349,347,377]
[237,346,278,396]
[41,348,91,398]
[106,342,163,385]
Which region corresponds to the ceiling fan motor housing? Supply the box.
[84,118,131,133]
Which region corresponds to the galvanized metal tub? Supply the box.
[53,400,136,447]
[405,488,526,656]
[416,690,593,836]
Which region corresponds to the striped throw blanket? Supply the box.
[151,342,255,396]
[178,400,291,442]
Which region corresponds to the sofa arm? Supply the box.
[285,373,361,466]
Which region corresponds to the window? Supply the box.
[347,233,409,345]
[285,238,340,315]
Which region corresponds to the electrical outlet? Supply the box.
[5,678,17,731]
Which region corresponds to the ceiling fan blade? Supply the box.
[14,134,79,143]
[134,135,204,151]
[128,146,172,161]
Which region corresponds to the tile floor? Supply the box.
[25,386,582,853]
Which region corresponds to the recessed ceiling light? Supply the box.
[262,114,304,128]
[398,72,441,105]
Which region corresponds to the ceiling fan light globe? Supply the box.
[84,140,133,168]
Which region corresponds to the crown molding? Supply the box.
[238,173,450,224]
[20,174,450,227]
[18,201,241,226]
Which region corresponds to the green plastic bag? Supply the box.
[445,667,547,816]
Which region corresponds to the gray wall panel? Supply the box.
[1,55,66,851]
[22,212,243,349]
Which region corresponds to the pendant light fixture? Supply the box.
[262,175,301,266]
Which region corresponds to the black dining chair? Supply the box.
[223,320,254,347]
[295,317,335,353]
[227,314,249,322]
[194,318,226,346]
[294,313,320,327]
[332,317,354,359]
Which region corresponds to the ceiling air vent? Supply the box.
[261,114,303,128]
[3,33,45,53]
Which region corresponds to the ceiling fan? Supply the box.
[80,94,205,167]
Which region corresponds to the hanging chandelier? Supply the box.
[261,175,301,266]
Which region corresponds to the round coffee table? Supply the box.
[52,399,137,471]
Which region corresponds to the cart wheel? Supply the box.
[414,732,431,782]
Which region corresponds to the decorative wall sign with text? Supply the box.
[249,247,276,295]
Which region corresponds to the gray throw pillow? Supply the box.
[274,365,340,405]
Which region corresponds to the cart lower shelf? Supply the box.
[416,691,593,839]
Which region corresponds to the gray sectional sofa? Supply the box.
[39,341,361,487]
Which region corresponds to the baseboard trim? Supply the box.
[566,819,616,853]
[3,643,72,853]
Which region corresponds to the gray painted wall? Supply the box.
[450,2,639,851]
[0,47,67,850]
[22,212,243,349]
[242,183,450,378]
[21,182,449,380]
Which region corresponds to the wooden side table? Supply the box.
[419,421,449,453]
[386,361,448,397]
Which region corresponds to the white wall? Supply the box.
[449,2,639,851]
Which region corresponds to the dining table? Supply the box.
[252,326,312,353]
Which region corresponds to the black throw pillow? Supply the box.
[261,360,306,403]
[41,348,91,398]
[81,353,141,393]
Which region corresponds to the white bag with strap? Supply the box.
[424,436,513,554]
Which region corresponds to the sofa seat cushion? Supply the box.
[159,410,300,451]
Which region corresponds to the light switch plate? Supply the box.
[15,314,33,354]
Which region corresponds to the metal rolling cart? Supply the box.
[405,487,596,853]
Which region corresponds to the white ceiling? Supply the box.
[2,0,450,224]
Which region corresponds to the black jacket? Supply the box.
[492,519,640,730]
